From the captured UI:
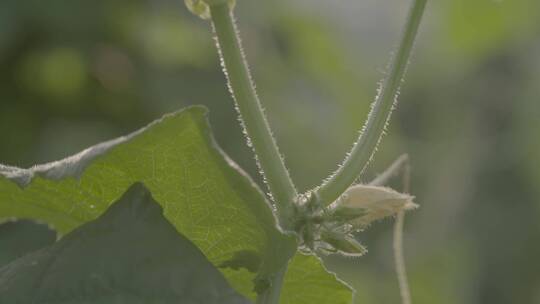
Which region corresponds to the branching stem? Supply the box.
[206,1,427,303]
[316,0,427,206]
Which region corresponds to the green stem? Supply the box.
[316,0,427,206]
[209,4,298,228]
[256,265,287,304]
[394,160,412,304]
[209,4,297,303]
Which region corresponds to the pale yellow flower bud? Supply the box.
[335,184,418,228]
[184,0,236,20]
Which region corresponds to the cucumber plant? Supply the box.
[0,0,427,303]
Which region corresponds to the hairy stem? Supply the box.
[316,0,427,206]
[209,4,298,228]
[209,4,296,303]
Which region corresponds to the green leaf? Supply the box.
[0,106,352,301]
[0,220,55,268]
[281,254,352,304]
[0,182,249,303]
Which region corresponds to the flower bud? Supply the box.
[319,230,367,256]
[184,0,236,20]
[335,184,418,227]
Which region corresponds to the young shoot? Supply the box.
[184,0,427,303]
[294,158,418,263]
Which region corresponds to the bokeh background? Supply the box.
[1,0,540,303]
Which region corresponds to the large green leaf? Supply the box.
[0,220,55,268]
[0,106,352,302]
[0,182,249,303]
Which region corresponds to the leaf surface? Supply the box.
[0,220,55,268]
[0,182,249,303]
[0,106,352,302]
[281,254,352,304]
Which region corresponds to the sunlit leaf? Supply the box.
[0,106,352,302]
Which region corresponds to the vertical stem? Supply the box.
[209,4,296,303]
[394,211,411,304]
[316,0,427,206]
[256,265,287,304]
[209,3,298,229]
[394,162,412,304]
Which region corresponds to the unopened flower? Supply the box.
[184,0,236,20]
[319,229,367,257]
[333,184,418,228]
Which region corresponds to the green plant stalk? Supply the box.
[209,3,298,229]
[316,0,427,206]
[209,4,296,303]
[394,158,412,304]
[255,265,287,304]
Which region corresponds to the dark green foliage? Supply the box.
[0,183,250,304]
[0,220,56,268]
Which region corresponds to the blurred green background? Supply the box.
[1,0,540,303]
